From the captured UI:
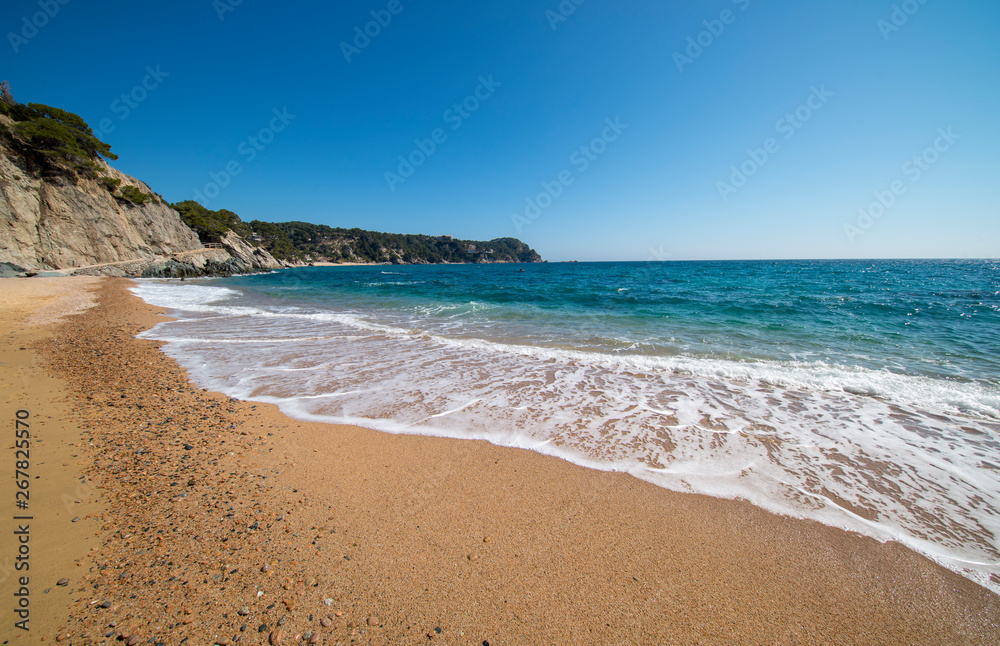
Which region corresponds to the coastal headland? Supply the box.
[1,276,997,645]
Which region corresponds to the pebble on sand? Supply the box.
[56,578,69,586]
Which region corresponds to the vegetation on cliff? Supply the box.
[172,201,542,265]
[272,221,542,264]
[0,82,116,178]
[172,201,251,243]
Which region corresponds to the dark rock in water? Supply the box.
[203,257,254,277]
[141,260,201,278]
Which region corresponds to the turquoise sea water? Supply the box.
[133,259,1000,593]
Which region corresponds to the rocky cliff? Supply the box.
[0,113,282,277]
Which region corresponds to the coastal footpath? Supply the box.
[1,276,998,644]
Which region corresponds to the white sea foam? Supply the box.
[131,280,1000,595]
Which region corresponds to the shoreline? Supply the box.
[1,276,998,644]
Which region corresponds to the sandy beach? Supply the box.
[1,276,998,645]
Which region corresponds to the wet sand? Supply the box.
[1,276,998,645]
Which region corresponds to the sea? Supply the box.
[131,259,1000,594]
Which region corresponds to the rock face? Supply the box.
[218,231,283,272]
[0,137,202,271]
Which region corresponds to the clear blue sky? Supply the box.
[3,0,998,261]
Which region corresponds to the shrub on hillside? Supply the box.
[118,185,151,205]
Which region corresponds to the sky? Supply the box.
[2,0,998,261]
